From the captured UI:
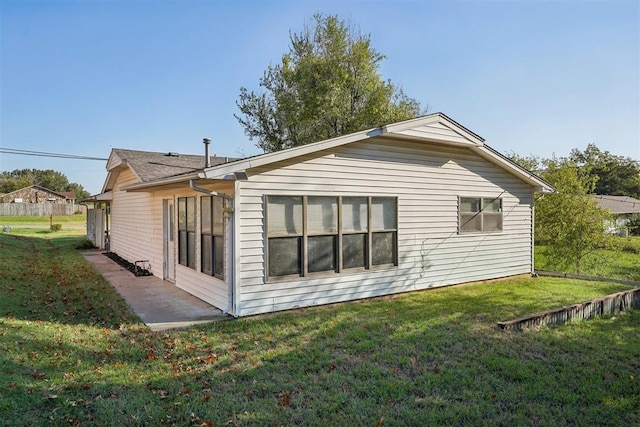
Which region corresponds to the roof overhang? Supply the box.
[197,112,555,193]
[98,113,555,195]
[81,191,113,203]
[121,172,202,192]
[472,145,555,193]
[200,113,484,180]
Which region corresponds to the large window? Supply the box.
[201,196,224,279]
[178,197,196,268]
[459,197,503,233]
[266,195,398,279]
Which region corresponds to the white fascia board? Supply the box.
[121,172,201,191]
[95,191,113,201]
[106,150,125,171]
[200,129,382,179]
[473,145,556,194]
[382,113,485,146]
[101,171,115,193]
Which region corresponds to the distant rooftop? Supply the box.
[592,195,640,214]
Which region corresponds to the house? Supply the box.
[592,195,640,235]
[89,113,554,317]
[0,185,74,204]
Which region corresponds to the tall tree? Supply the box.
[236,13,424,153]
[569,143,640,198]
[535,157,610,274]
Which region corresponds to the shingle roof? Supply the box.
[111,149,238,182]
[592,195,640,214]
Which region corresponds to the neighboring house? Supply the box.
[90,113,554,317]
[0,185,74,204]
[592,195,640,235]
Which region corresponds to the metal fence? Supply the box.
[0,203,85,216]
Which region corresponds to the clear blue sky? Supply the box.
[1,0,638,195]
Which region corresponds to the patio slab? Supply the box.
[82,251,230,331]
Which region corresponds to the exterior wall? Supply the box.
[108,169,230,310]
[160,186,232,311]
[235,138,534,316]
[110,169,158,270]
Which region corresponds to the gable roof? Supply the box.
[592,195,640,214]
[197,112,555,194]
[103,148,238,192]
[1,185,69,200]
[107,113,554,194]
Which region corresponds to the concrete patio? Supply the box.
[82,251,230,331]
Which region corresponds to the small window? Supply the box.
[201,196,224,279]
[307,196,338,273]
[459,197,503,233]
[371,197,397,266]
[266,196,303,278]
[178,197,196,268]
[341,196,368,270]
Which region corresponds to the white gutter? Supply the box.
[188,179,233,201]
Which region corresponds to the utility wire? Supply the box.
[0,147,108,161]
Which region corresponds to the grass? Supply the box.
[536,236,640,281]
[1,231,639,426]
[0,213,86,226]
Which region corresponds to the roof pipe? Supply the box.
[203,138,211,168]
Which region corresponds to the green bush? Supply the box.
[627,217,640,236]
[75,239,96,250]
[609,236,640,254]
[50,224,62,232]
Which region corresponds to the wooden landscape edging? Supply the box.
[498,288,640,332]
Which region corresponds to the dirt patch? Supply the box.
[104,252,152,276]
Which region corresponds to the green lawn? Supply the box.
[0,213,87,226]
[536,236,640,281]
[1,231,639,426]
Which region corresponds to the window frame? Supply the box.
[265,195,398,281]
[458,196,503,234]
[200,195,225,280]
[178,196,196,269]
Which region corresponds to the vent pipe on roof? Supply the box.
[203,138,211,168]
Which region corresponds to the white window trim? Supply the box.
[264,195,398,282]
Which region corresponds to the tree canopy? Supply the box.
[533,156,610,273]
[506,145,638,273]
[235,13,424,153]
[569,143,640,198]
[0,169,89,200]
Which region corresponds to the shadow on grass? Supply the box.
[2,232,639,425]
[2,292,639,426]
[0,233,139,329]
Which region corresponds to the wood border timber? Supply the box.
[498,288,640,332]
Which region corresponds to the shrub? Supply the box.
[608,236,640,254]
[50,224,62,232]
[627,217,640,236]
[75,239,96,250]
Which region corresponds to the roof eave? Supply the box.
[201,113,484,180]
[120,171,202,192]
[472,145,556,193]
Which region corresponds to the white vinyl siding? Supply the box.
[108,170,229,310]
[235,137,534,316]
[109,169,159,273]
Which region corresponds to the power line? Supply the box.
[0,147,108,161]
